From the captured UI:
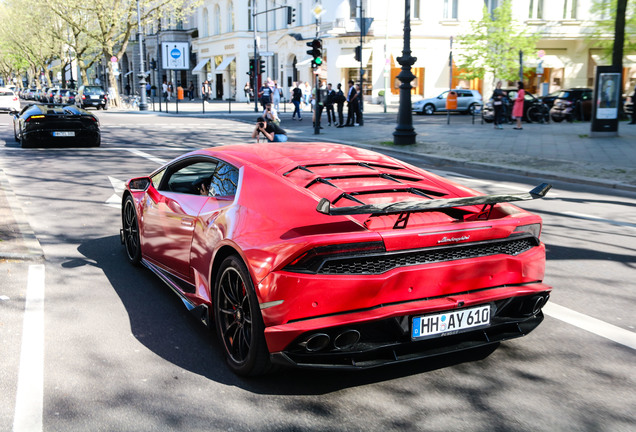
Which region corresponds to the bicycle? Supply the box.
[120,94,140,110]
[526,102,550,124]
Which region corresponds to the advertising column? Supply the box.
[591,65,622,137]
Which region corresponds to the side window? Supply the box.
[162,160,219,195]
[209,163,239,198]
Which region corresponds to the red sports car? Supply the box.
[121,143,552,376]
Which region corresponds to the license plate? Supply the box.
[52,131,75,137]
[90,95,99,99]
[412,305,490,340]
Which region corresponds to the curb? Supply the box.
[0,170,44,261]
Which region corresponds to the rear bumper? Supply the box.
[23,129,100,147]
[265,283,551,369]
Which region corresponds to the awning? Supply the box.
[192,59,210,73]
[296,56,313,67]
[336,48,372,68]
[215,56,235,72]
[540,55,565,68]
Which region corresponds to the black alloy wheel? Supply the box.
[214,256,270,376]
[122,195,141,265]
[424,104,435,115]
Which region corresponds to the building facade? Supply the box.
[123,0,634,104]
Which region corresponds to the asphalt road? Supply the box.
[0,111,635,432]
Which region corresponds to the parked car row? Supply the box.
[18,85,105,109]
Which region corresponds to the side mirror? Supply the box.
[8,109,19,116]
[128,176,152,191]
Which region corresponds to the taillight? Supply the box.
[284,241,386,273]
[513,223,542,239]
[26,115,45,122]
[104,95,107,100]
[82,95,86,99]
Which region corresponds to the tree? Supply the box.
[45,0,199,106]
[588,0,636,62]
[455,0,539,85]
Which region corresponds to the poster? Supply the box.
[596,72,621,120]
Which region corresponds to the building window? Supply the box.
[413,0,421,19]
[529,0,543,19]
[270,0,277,30]
[202,8,209,37]
[298,1,303,26]
[248,0,253,31]
[214,5,221,35]
[563,0,577,19]
[484,0,499,17]
[443,0,458,19]
[227,3,234,32]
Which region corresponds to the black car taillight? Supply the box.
[26,115,45,122]
[512,223,542,239]
[284,241,386,273]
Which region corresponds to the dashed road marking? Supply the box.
[563,211,636,229]
[13,264,45,432]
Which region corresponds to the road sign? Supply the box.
[161,42,190,70]
[259,51,274,57]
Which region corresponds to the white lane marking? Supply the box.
[105,176,126,209]
[543,302,636,350]
[13,264,45,432]
[126,149,167,165]
[563,211,636,229]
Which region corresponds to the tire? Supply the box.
[214,255,271,376]
[527,106,542,124]
[467,103,477,115]
[551,115,563,123]
[423,104,435,115]
[122,195,142,265]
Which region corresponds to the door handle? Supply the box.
[181,218,194,227]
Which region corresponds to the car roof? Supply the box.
[22,104,90,115]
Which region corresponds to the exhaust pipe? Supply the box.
[304,333,330,352]
[333,329,361,350]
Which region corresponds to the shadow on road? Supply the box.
[71,234,500,394]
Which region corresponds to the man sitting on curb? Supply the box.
[251,117,288,142]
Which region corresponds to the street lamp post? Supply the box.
[393,0,417,145]
[136,0,148,111]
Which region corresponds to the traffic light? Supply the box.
[354,46,362,62]
[259,59,266,75]
[249,58,255,73]
[287,6,296,25]
[306,39,322,68]
[150,58,157,70]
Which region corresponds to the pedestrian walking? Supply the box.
[188,81,195,100]
[167,81,174,101]
[513,81,525,130]
[272,81,281,111]
[325,83,336,126]
[258,81,272,109]
[355,84,364,126]
[244,82,251,104]
[201,80,211,101]
[491,81,505,130]
[335,83,346,127]
[162,80,168,101]
[303,82,312,109]
[291,82,303,121]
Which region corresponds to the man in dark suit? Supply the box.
[345,80,358,126]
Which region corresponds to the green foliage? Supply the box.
[455,0,540,84]
[588,0,636,61]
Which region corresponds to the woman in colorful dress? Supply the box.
[513,81,525,130]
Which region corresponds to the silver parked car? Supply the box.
[412,89,482,115]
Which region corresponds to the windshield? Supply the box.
[84,87,105,95]
[557,91,571,99]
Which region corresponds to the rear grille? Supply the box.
[315,237,538,275]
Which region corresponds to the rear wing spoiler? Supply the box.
[316,183,552,216]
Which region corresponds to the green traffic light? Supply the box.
[315,57,322,65]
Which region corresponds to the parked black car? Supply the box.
[76,85,108,110]
[482,89,549,124]
[539,90,562,110]
[10,103,100,148]
[549,88,593,122]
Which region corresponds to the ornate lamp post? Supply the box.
[136,0,148,111]
[393,0,417,145]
